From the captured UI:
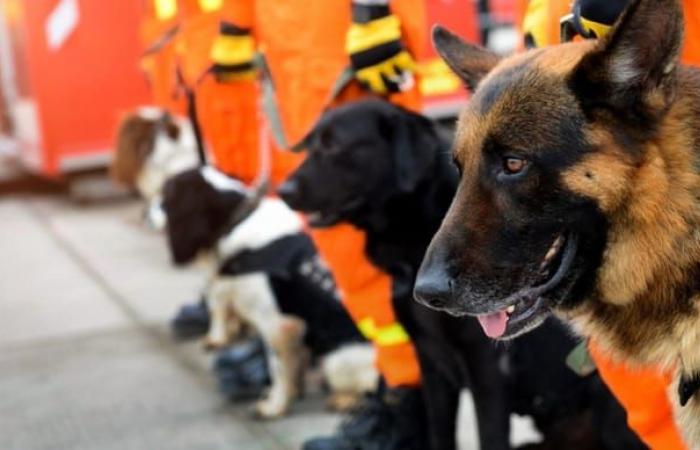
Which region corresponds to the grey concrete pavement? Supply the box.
[0,192,539,450]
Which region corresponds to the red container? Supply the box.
[0,0,149,176]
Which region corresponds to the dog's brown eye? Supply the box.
[504,157,526,175]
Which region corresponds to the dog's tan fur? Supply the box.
[561,100,700,441]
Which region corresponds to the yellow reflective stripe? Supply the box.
[357,318,411,346]
[154,0,177,21]
[579,16,612,39]
[210,35,255,66]
[374,323,410,346]
[198,0,223,12]
[346,14,402,54]
[357,318,377,340]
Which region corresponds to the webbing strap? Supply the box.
[256,52,355,152]
[255,53,289,150]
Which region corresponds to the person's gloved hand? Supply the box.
[345,1,415,95]
[210,21,256,83]
[571,0,629,39]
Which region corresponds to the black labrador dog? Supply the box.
[278,99,645,450]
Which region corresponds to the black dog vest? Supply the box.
[219,233,365,358]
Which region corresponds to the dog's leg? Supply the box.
[411,340,461,450]
[259,315,306,418]
[203,279,235,350]
[464,341,510,450]
[322,343,378,412]
[224,273,306,419]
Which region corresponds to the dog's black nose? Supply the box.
[414,265,452,311]
[277,179,301,204]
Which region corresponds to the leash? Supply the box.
[184,85,208,166]
[141,24,209,166]
[141,24,180,57]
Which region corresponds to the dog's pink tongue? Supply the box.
[477,311,508,338]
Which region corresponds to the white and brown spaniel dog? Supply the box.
[162,166,377,418]
[111,107,199,229]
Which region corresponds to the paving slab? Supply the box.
[25,196,206,324]
[0,327,281,450]
[0,199,130,346]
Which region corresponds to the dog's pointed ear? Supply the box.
[570,0,684,113]
[390,109,440,193]
[432,25,501,92]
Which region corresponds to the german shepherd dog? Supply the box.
[415,0,700,445]
[279,100,643,450]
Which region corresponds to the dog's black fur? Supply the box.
[279,99,645,450]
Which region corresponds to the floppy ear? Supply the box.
[390,109,441,193]
[110,115,156,186]
[161,172,225,265]
[569,0,684,114]
[432,25,501,92]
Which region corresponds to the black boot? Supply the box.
[170,297,210,340]
[302,384,428,450]
[213,337,270,401]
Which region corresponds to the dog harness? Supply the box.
[219,233,365,357]
[679,371,700,407]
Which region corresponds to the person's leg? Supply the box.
[303,225,427,450]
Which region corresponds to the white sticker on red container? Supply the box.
[45,0,80,51]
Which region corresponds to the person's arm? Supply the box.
[345,0,415,95]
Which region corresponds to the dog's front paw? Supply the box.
[326,392,360,412]
[253,398,288,419]
[679,372,700,406]
[202,337,227,352]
